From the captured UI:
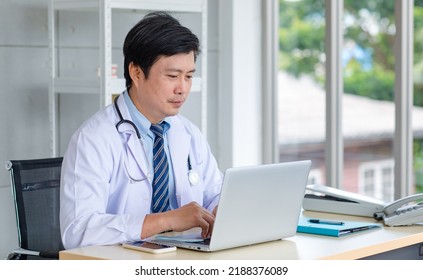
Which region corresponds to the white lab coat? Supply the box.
[60,93,223,249]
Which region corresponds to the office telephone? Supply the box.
[373,193,423,226]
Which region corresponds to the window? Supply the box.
[358,159,394,201]
[277,0,422,199]
[342,1,395,200]
[278,0,326,183]
[413,1,423,195]
[363,169,375,196]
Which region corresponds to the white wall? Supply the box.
[0,0,264,257]
[0,0,51,257]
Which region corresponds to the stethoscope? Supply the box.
[114,94,200,186]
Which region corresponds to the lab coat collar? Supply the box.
[167,117,192,206]
[115,92,150,182]
[115,91,138,136]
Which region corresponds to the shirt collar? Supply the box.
[123,90,171,137]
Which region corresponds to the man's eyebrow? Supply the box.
[165,68,196,73]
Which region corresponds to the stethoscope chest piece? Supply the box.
[188,169,200,186]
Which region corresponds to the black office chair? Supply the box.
[5,157,65,260]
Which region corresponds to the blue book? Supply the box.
[297,217,381,237]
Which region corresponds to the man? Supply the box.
[60,12,223,249]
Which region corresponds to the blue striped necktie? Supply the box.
[150,122,170,213]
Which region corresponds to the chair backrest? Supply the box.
[6,157,64,259]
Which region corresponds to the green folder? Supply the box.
[297,217,381,237]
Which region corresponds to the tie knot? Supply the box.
[150,122,166,137]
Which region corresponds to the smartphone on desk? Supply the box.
[122,241,176,254]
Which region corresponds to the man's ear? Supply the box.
[128,62,142,87]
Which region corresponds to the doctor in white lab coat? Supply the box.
[60,12,223,249]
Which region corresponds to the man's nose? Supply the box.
[175,77,192,94]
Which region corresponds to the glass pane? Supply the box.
[414,1,423,195]
[278,0,326,185]
[343,1,395,202]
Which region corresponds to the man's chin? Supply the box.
[166,110,180,117]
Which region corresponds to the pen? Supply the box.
[308,219,344,225]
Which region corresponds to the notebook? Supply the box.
[296,217,381,237]
[150,160,312,252]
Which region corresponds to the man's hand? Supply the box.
[141,202,215,239]
[167,202,215,238]
[212,205,218,216]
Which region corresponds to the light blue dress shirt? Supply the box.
[123,91,177,210]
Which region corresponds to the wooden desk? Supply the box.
[60,211,423,260]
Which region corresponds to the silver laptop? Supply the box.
[151,160,311,252]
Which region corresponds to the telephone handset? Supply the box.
[374,193,423,226]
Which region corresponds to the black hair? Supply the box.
[123,11,200,89]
